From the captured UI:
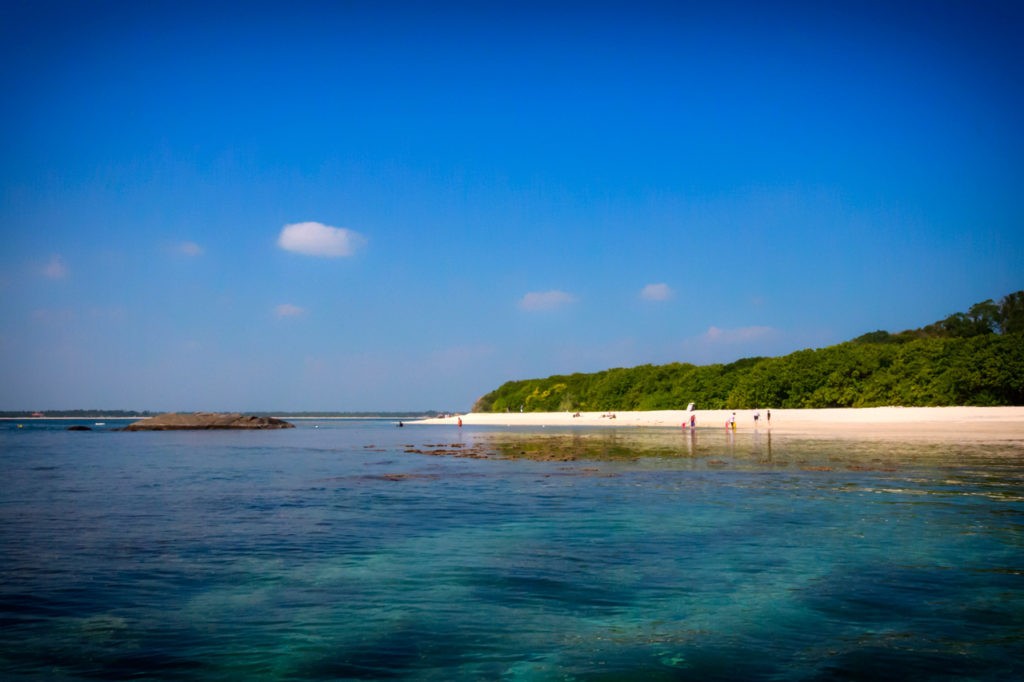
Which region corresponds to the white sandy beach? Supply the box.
[416,406,1024,441]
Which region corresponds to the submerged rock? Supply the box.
[120,412,295,431]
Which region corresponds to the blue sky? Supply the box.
[2,0,1022,412]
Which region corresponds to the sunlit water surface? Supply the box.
[1,419,1022,680]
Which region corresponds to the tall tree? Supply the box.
[1000,291,1024,334]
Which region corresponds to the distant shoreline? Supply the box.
[414,406,1024,441]
[0,416,139,421]
[0,414,436,421]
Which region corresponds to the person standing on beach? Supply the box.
[754,410,760,427]
[690,414,696,429]
[767,409,771,424]
[730,412,736,431]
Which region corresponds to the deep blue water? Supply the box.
[1,419,1022,680]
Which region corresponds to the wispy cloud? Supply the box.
[640,283,673,301]
[278,221,366,257]
[519,290,577,311]
[677,324,784,365]
[274,303,306,318]
[702,325,777,344]
[177,241,204,256]
[32,308,75,324]
[42,255,67,279]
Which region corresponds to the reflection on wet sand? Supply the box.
[401,427,1024,475]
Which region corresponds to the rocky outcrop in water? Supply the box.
[120,412,295,431]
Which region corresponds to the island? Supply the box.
[120,412,295,431]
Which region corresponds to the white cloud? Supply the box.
[178,241,203,256]
[43,255,67,279]
[274,303,306,318]
[519,290,577,311]
[277,221,366,257]
[640,283,673,301]
[703,325,776,344]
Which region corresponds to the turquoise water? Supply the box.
[1,419,1022,680]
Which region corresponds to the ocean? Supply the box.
[1,418,1022,680]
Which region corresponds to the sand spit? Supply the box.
[415,407,1024,441]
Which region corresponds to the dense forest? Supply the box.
[474,291,1024,412]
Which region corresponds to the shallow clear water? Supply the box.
[1,419,1022,680]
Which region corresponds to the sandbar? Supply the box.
[415,407,1024,441]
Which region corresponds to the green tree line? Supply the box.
[473,291,1024,412]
